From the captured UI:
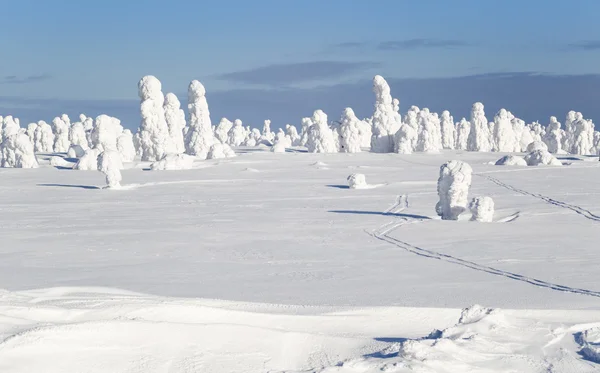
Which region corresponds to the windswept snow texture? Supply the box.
[2,150,600,372]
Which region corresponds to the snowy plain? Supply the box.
[1,148,600,372]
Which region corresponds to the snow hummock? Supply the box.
[150,153,195,170]
[469,196,495,222]
[347,173,368,189]
[97,149,124,188]
[526,140,549,153]
[524,149,562,166]
[436,160,472,220]
[495,155,528,166]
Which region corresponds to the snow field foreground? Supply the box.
[1,289,600,372]
[2,149,600,371]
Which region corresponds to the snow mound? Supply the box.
[271,142,287,153]
[67,144,86,158]
[347,173,367,189]
[469,196,495,222]
[206,143,236,159]
[576,327,600,363]
[50,156,73,168]
[495,155,527,166]
[526,140,548,153]
[524,150,562,166]
[150,153,195,170]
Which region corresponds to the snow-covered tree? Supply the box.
[467,103,492,152]
[262,119,273,140]
[0,132,38,168]
[526,141,548,153]
[562,111,577,152]
[52,116,71,152]
[493,109,517,152]
[163,92,186,153]
[394,106,419,154]
[543,116,563,154]
[440,110,455,149]
[74,148,101,170]
[97,149,123,188]
[299,117,312,147]
[338,108,363,153]
[68,120,89,149]
[91,115,122,151]
[117,129,136,162]
[530,121,545,142]
[34,120,55,153]
[3,116,20,140]
[416,109,443,153]
[469,196,494,222]
[26,122,37,144]
[185,80,215,158]
[285,124,301,146]
[371,75,399,153]
[306,110,337,153]
[455,118,470,150]
[214,118,233,144]
[227,119,246,147]
[571,112,595,155]
[138,75,174,161]
[436,160,472,220]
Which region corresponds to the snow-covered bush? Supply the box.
[467,103,492,152]
[0,132,38,168]
[526,140,548,153]
[33,121,55,153]
[306,110,337,153]
[150,153,195,170]
[543,117,563,154]
[347,173,368,189]
[73,148,101,170]
[339,108,362,153]
[440,110,455,149]
[67,144,86,158]
[244,128,262,147]
[495,155,527,166]
[97,149,123,188]
[164,93,186,153]
[117,129,136,162]
[214,118,233,144]
[469,196,495,222]
[207,143,236,159]
[371,75,399,153]
[455,118,471,150]
[227,119,246,147]
[271,142,287,153]
[52,116,71,152]
[436,160,472,220]
[138,75,174,161]
[524,150,562,166]
[185,80,215,158]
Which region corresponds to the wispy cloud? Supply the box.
[331,39,471,52]
[0,74,52,85]
[569,41,600,51]
[216,61,380,86]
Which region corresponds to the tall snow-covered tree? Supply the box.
[3,116,20,140]
[416,109,442,153]
[543,116,562,154]
[285,124,301,146]
[52,116,71,152]
[436,160,472,220]
[440,110,455,150]
[163,93,186,153]
[227,119,246,147]
[117,129,136,162]
[0,132,38,168]
[467,102,492,152]
[185,80,215,158]
[371,75,399,153]
[571,112,595,155]
[34,120,55,153]
[91,115,123,151]
[455,118,471,150]
[306,110,337,153]
[214,118,233,144]
[395,106,419,154]
[338,108,362,153]
[69,120,89,149]
[138,75,174,161]
[493,109,517,152]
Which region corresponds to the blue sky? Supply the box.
[1,0,600,128]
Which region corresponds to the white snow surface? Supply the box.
[3,150,600,372]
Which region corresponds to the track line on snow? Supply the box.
[475,174,600,223]
[369,199,600,299]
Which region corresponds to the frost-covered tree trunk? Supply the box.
[339,108,362,153]
[440,110,455,149]
[436,160,472,220]
[34,121,55,153]
[117,129,136,162]
[467,103,492,152]
[185,80,215,159]
[493,109,517,152]
[97,149,124,188]
[543,116,562,154]
[138,75,175,161]
[306,110,337,153]
[52,116,71,152]
[163,93,186,153]
[370,75,399,153]
[0,132,38,168]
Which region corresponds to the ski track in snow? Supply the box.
[475,173,600,223]
[370,196,600,299]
